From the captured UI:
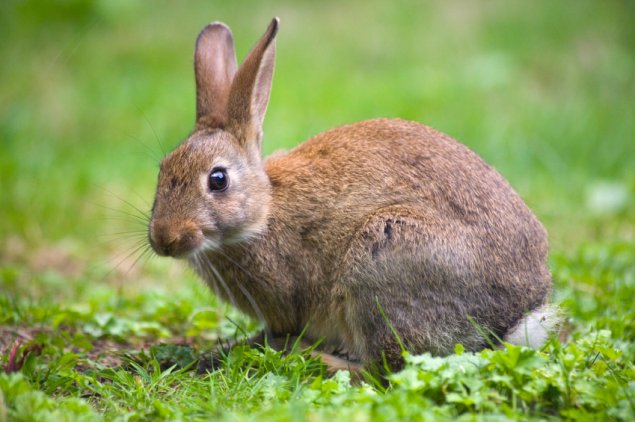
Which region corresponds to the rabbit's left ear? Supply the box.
[227,18,279,148]
[194,22,238,128]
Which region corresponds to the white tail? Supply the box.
[504,304,562,348]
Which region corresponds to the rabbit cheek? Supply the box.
[202,168,270,244]
[211,191,264,244]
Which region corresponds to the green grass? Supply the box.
[1,0,634,420]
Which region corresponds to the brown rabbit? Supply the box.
[148,18,560,375]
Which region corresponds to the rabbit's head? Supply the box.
[148,19,278,258]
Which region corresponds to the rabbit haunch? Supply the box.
[148,18,559,374]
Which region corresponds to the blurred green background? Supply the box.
[1,0,633,296]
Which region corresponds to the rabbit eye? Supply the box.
[208,168,229,192]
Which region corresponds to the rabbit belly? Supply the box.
[327,205,551,370]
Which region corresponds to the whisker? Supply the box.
[214,250,272,340]
[201,256,241,312]
[93,203,150,226]
[208,260,271,341]
[193,249,270,341]
[98,188,152,223]
[98,230,148,241]
[135,104,167,156]
[130,188,153,210]
[216,250,263,289]
[193,253,221,298]
[188,255,229,328]
[47,18,99,77]
[128,244,154,274]
[99,229,147,236]
[122,131,163,164]
[102,241,151,281]
[192,254,220,298]
[90,214,148,226]
[198,258,259,343]
[116,240,149,262]
[115,130,163,164]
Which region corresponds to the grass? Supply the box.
[1,0,634,420]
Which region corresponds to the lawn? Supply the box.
[1,0,634,420]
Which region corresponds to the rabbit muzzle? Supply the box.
[148,219,205,258]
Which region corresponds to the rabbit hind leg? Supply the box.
[331,206,487,373]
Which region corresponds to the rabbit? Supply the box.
[148,18,560,376]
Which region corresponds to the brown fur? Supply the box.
[148,19,553,376]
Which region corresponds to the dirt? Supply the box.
[0,325,206,374]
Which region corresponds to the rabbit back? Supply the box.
[265,117,549,282]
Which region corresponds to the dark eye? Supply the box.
[208,168,229,192]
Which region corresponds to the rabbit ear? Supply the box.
[194,22,238,127]
[226,18,279,148]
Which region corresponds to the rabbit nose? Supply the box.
[149,220,203,258]
[148,222,176,256]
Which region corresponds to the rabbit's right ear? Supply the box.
[194,22,238,127]
[226,18,279,149]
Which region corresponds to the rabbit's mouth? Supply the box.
[200,230,224,251]
[206,220,268,248]
[148,219,208,259]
